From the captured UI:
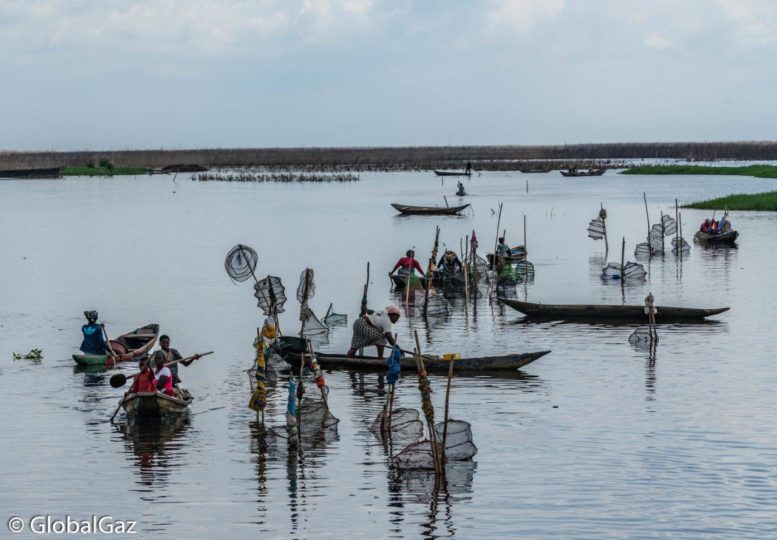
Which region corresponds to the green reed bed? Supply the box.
[685,191,777,211]
[623,164,777,178]
[64,166,150,176]
[194,172,360,183]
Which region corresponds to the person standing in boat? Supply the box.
[465,161,472,174]
[155,335,197,385]
[390,250,426,278]
[346,305,400,359]
[79,311,112,355]
[437,250,463,276]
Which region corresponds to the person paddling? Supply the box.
[79,311,112,355]
[155,335,199,386]
[346,305,400,359]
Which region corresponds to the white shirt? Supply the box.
[155,366,172,379]
[367,311,393,333]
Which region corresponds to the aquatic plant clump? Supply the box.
[13,349,43,360]
[622,164,777,179]
[685,191,777,211]
[194,172,360,183]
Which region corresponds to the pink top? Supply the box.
[392,257,425,275]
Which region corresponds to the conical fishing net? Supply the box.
[301,309,328,336]
[469,255,488,276]
[662,214,677,236]
[601,262,646,282]
[672,237,691,254]
[296,268,316,303]
[588,217,606,240]
[433,420,478,461]
[224,244,258,283]
[268,399,339,441]
[634,242,651,259]
[323,312,347,327]
[649,224,665,252]
[254,276,287,314]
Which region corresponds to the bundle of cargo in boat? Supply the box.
[194,172,360,183]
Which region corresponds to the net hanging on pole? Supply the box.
[662,215,677,236]
[224,244,258,283]
[254,276,287,315]
[296,269,316,304]
[588,217,606,240]
[433,420,478,461]
[514,260,535,281]
[649,223,664,253]
[323,312,348,327]
[301,310,328,336]
[601,261,646,282]
[371,407,425,448]
[634,242,651,259]
[672,237,690,254]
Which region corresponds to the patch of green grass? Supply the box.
[685,191,777,211]
[622,164,777,178]
[64,166,150,176]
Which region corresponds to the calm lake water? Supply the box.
[2,169,777,538]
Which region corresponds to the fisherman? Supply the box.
[79,311,112,355]
[496,237,510,258]
[130,358,156,393]
[153,354,176,396]
[437,250,463,276]
[700,219,711,233]
[465,161,472,174]
[346,305,400,359]
[155,335,197,385]
[718,213,729,232]
[390,250,426,278]
[456,181,466,196]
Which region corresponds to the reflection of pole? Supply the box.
[643,193,652,260]
[620,237,626,289]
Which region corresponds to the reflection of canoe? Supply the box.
[120,389,193,418]
[499,298,729,322]
[314,350,550,372]
[391,203,470,215]
[560,169,606,177]
[694,230,738,244]
[433,170,471,177]
[73,324,159,366]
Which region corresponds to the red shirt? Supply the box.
[392,257,425,275]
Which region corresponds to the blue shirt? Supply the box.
[80,324,111,355]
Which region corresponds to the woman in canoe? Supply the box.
[389,250,426,278]
[346,305,400,359]
[79,311,112,355]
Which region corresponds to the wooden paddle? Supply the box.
[109,351,213,388]
[100,323,119,366]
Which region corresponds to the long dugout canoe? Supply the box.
[313,350,550,372]
[499,298,729,322]
[391,203,470,215]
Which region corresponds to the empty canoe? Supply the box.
[312,350,550,372]
[391,203,470,215]
[499,298,729,322]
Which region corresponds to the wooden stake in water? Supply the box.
[493,203,503,269]
[601,203,609,257]
[620,236,626,281]
[423,226,440,313]
[643,193,651,260]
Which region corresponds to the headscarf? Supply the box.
[84,310,98,323]
[385,305,401,316]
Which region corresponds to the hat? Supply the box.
[385,305,401,316]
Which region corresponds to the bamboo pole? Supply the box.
[414,329,443,476]
[493,203,503,269]
[423,226,440,313]
[643,193,651,259]
[620,236,625,281]
[441,350,456,456]
[601,203,609,256]
[523,214,528,282]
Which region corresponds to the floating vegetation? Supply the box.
[623,164,777,179]
[194,172,360,183]
[685,191,777,211]
[13,349,42,360]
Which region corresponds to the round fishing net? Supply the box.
[672,237,691,254]
[649,223,665,253]
[588,217,606,240]
[514,260,535,281]
[601,262,646,282]
[393,440,436,470]
[301,309,328,337]
[224,244,258,283]
[629,327,658,349]
[268,399,339,441]
[323,312,347,327]
[371,407,425,448]
[634,242,652,259]
[433,420,478,461]
[254,275,287,315]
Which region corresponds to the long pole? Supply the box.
[238,245,281,333]
[423,226,440,313]
[523,214,528,281]
[643,193,651,259]
[493,203,503,269]
[441,352,455,456]
[414,329,443,476]
[601,203,609,256]
[620,236,626,281]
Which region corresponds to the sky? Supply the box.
[1,0,776,150]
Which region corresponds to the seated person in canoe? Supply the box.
[153,354,176,397]
[437,250,463,276]
[346,305,400,359]
[79,311,112,355]
[456,181,466,196]
[390,250,426,277]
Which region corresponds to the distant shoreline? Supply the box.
[3,141,777,172]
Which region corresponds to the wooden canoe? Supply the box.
[73,323,159,366]
[0,167,63,179]
[433,170,471,177]
[560,169,606,177]
[694,230,738,245]
[120,389,193,418]
[390,274,429,289]
[391,203,470,216]
[499,298,729,322]
[312,350,550,372]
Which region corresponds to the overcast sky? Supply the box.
[1,0,776,150]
